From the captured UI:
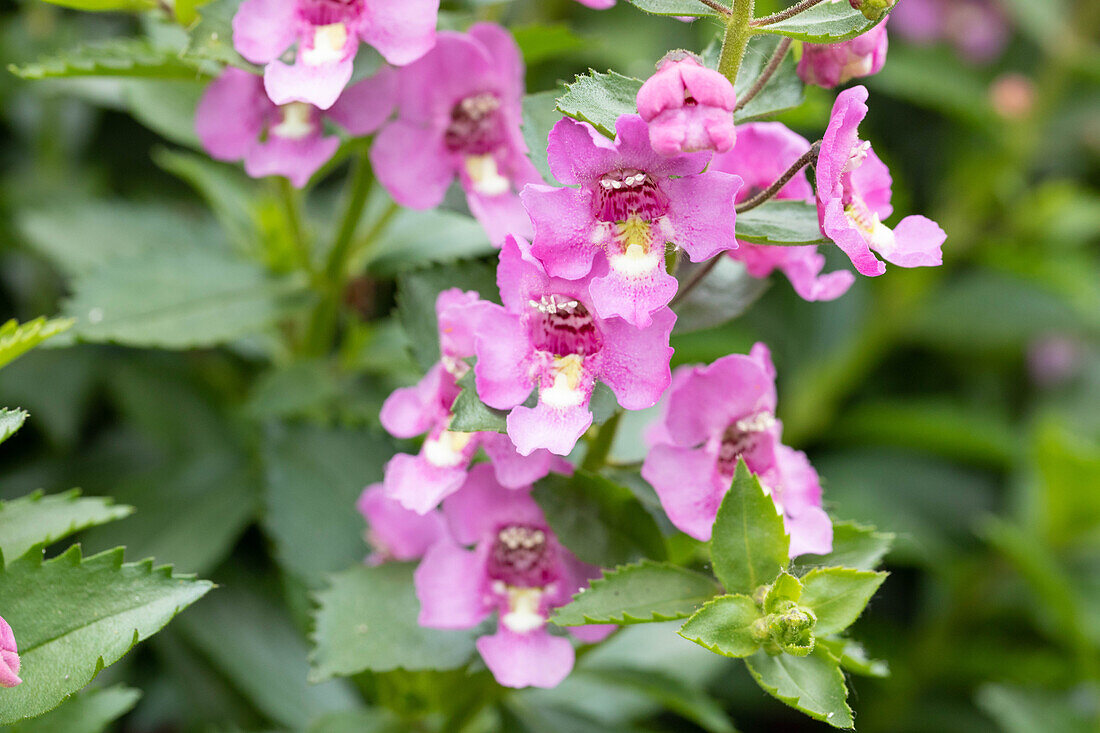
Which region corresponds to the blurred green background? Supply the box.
[0,0,1097,730]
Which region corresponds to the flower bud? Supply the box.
[849,0,896,21]
[636,51,737,156]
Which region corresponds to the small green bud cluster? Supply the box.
[848,0,895,21]
[753,579,818,656]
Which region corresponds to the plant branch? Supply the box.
[278,177,313,277]
[670,256,722,307]
[735,140,820,213]
[697,0,733,15]
[581,411,623,472]
[323,153,373,281]
[717,0,755,84]
[735,37,792,111]
[751,0,827,26]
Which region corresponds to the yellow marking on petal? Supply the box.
[272,103,315,139]
[465,154,510,196]
[422,429,473,467]
[540,355,586,409]
[302,23,349,66]
[501,587,546,633]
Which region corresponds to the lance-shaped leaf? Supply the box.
[796,521,894,571]
[736,201,830,246]
[763,570,803,612]
[533,471,667,568]
[626,0,723,18]
[752,2,887,44]
[678,594,762,658]
[552,560,721,626]
[0,408,27,446]
[309,563,478,681]
[8,39,207,81]
[0,318,74,370]
[0,490,134,563]
[449,365,507,434]
[0,546,212,725]
[798,568,887,636]
[557,70,643,139]
[745,647,854,729]
[709,460,790,595]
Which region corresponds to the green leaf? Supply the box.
[125,80,206,149]
[573,667,738,733]
[736,200,829,246]
[752,2,885,43]
[552,560,721,626]
[309,709,403,733]
[184,0,257,71]
[678,594,762,658]
[152,147,260,249]
[61,246,307,349]
[1034,418,1100,546]
[709,460,789,596]
[449,364,508,433]
[522,89,565,185]
[733,35,805,122]
[672,258,770,334]
[0,490,133,563]
[798,567,887,635]
[626,0,722,18]
[533,470,667,567]
[764,570,803,612]
[395,260,499,371]
[976,683,1098,733]
[512,24,586,65]
[310,563,478,681]
[817,638,889,678]
[8,39,205,81]
[36,0,155,11]
[556,70,642,139]
[0,409,28,446]
[0,318,74,370]
[2,684,142,733]
[796,521,894,570]
[364,207,496,277]
[0,546,212,725]
[262,423,392,585]
[745,648,853,729]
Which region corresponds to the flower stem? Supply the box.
[735,36,792,111]
[323,153,374,281]
[278,177,313,276]
[717,0,756,85]
[697,0,733,15]
[581,410,623,472]
[751,0,827,26]
[735,140,820,213]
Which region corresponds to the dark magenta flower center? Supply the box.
[297,0,362,25]
[444,93,505,156]
[595,170,669,223]
[716,413,774,477]
[528,295,603,357]
[486,524,557,588]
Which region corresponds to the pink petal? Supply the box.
[821,197,886,277]
[480,432,560,488]
[379,363,452,439]
[546,117,621,186]
[437,289,489,361]
[852,146,894,220]
[641,444,725,541]
[882,215,946,268]
[360,0,440,66]
[231,0,297,64]
[466,23,524,101]
[710,122,813,203]
[523,185,600,280]
[441,463,545,544]
[358,483,446,562]
[473,305,536,410]
[466,188,533,247]
[414,540,490,628]
[816,85,869,198]
[786,504,834,558]
[589,257,678,328]
[382,452,468,515]
[0,616,20,688]
[264,57,355,110]
[327,66,397,135]
[370,120,454,209]
[244,134,340,188]
[195,68,268,162]
[477,626,575,689]
[733,244,854,302]
[507,401,593,457]
[666,173,742,262]
[598,308,675,411]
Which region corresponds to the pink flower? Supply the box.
[711,122,854,301]
[196,67,394,188]
[816,86,946,277]
[371,25,542,245]
[380,289,566,514]
[232,0,439,109]
[414,465,613,689]
[890,0,1010,65]
[473,236,675,457]
[637,51,737,156]
[0,616,20,688]
[521,115,742,328]
[357,483,446,565]
[641,343,832,556]
[575,0,616,7]
[797,21,889,88]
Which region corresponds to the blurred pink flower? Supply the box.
[890,0,1010,64]
[797,21,889,88]
[357,483,447,564]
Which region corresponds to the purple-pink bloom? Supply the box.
[637,52,737,156]
[196,67,394,188]
[521,115,742,327]
[473,236,675,457]
[710,122,854,301]
[575,0,616,7]
[816,86,946,277]
[641,343,832,556]
[357,483,446,565]
[380,288,566,514]
[371,24,542,246]
[414,465,613,688]
[890,0,1010,64]
[232,0,439,109]
[0,616,20,688]
[797,21,889,88]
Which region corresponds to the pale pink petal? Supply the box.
[480,432,560,488]
[327,66,397,135]
[466,189,533,246]
[881,215,946,268]
[641,444,725,541]
[569,624,617,643]
[358,483,446,562]
[195,69,268,162]
[466,22,524,101]
[382,452,468,515]
[360,0,440,66]
[523,185,600,280]
[473,306,536,410]
[437,289,490,361]
[379,363,452,439]
[598,308,675,410]
[733,244,854,302]
[415,540,491,628]
[264,57,355,110]
[507,401,593,457]
[852,146,893,220]
[666,173,742,261]
[244,134,340,188]
[477,626,575,689]
[231,0,297,64]
[589,258,678,328]
[787,504,834,558]
[821,197,886,277]
[370,120,454,209]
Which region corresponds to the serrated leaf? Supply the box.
[626,0,722,17]
[796,521,894,570]
[0,490,133,563]
[0,408,28,446]
[0,546,212,725]
[2,684,141,733]
[310,563,478,681]
[557,70,643,139]
[798,567,887,635]
[8,39,205,81]
[817,638,889,678]
[733,35,805,122]
[752,2,886,43]
[736,200,829,246]
[552,560,721,626]
[533,470,667,567]
[678,594,762,658]
[61,246,308,349]
[764,570,803,612]
[0,318,74,370]
[449,364,508,433]
[745,648,853,729]
[522,89,564,185]
[710,460,789,595]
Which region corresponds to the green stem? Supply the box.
[582,410,623,472]
[323,154,374,282]
[717,0,755,85]
[278,177,313,276]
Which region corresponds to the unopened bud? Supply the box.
[848,0,895,21]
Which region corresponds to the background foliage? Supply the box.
[0,0,1097,730]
